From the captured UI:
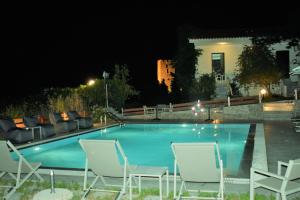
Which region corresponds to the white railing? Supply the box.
[215,74,225,83]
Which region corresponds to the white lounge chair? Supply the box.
[171,142,224,200]
[250,159,300,200]
[79,139,169,200]
[0,140,44,199]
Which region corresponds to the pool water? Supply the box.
[18,123,250,176]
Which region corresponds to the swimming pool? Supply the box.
[17,123,251,177]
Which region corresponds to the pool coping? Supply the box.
[16,123,121,150]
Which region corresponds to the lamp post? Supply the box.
[103,71,109,109]
[260,89,267,103]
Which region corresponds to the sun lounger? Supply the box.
[171,142,224,200]
[0,117,33,144]
[0,140,44,199]
[79,139,169,200]
[49,112,77,134]
[23,116,55,139]
[67,111,93,129]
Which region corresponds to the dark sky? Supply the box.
[2,3,299,105]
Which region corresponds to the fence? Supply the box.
[122,96,258,116]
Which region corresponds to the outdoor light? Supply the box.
[260,89,267,95]
[217,42,228,45]
[34,147,41,151]
[87,79,95,86]
[259,88,267,103]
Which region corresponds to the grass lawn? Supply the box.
[1,179,300,200]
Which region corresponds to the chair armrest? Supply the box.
[251,167,284,180]
[278,161,288,167]
[277,161,288,176]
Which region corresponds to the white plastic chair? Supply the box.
[250,159,300,200]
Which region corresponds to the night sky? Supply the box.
[2,3,299,105]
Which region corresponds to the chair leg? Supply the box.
[173,160,177,199]
[116,191,124,200]
[4,187,17,200]
[281,193,287,200]
[176,181,184,200]
[81,176,99,200]
[275,192,280,200]
[159,176,162,200]
[220,182,224,200]
[129,175,133,200]
[250,178,254,200]
[166,170,169,197]
[0,172,6,178]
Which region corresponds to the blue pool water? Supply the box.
[18,123,250,176]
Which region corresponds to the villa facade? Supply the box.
[189,37,300,97]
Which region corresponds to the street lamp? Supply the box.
[87,79,95,86]
[103,71,109,109]
[259,88,267,103]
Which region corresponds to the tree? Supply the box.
[109,65,138,110]
[189,74,216,100]
[171,25,202,101]
[252,36,300,66]
[252,36,300,50]
[229,77,242,97]
[236,44,282,95]
[78,79,106,108]
[169,72,183,103]
[157,79,170,103]
[77,65,138,110]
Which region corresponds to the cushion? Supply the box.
[53,113,63,122]
[67,111,81,120]
[0,118,17,132]
[23,116,39,127]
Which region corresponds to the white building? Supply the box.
[189,37,300,97]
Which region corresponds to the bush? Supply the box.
[90,105,106,123]
[47,90,87,113]
[189,74,216,100]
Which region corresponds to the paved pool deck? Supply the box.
[263,120,300,173]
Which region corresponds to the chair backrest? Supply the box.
[0,140,32,173]
[23,116,39,127]
[0,118,17,132]
[49,112,63,124]
[172,142,221,182]
[79,139,127,177]
[286,159,300,181]
[67,111,81,120]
